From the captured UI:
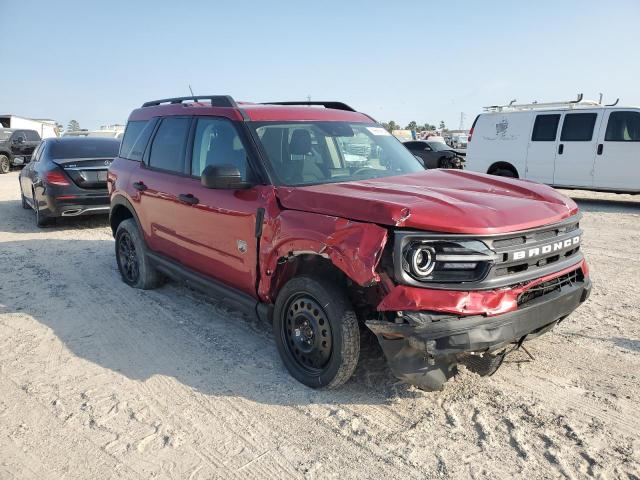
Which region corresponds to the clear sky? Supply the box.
[1,0,638,130]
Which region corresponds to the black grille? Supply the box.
[517,268,584,305]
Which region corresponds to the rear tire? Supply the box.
[115,218,163,289]
[273,275,360,389]
[0,155,10,174]
[33,191,53,227]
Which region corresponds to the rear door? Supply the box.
[525,113,560,184]
[593,109,640,191]
[553,111,602,187]
[137,116,193,258]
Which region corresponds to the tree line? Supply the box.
[381,120,446,133]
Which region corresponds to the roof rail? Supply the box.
[142,95,238,108]
[260,101,356,112]
[483,93,602,112]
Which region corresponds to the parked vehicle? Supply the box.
[108,95,591,391]
[0,115,58,139]
[0,129,41,173]
[19,137,120,226]
[465,94,640,192]
[403,139,465,169]
[450,134,468,149]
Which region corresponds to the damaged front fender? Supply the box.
[258,209,388,302]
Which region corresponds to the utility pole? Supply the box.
[306,94,311,102]
[458,112,466,130]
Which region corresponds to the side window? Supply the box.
[120,120,149,160]
[605,111,640,142]
[191,118,248,178]
[147,117,190,173]
[531,114,560,141]
[25,131,41,141]
[560,113,597,142]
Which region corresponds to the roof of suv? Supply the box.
[128,96,375,123]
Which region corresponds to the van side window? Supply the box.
[191,118,248,179]
[605,111,640,142]
[531,114,560,141]
[148,117,190,173]
[560,113,597,142]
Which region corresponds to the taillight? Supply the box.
[468,115,479,142]
[45,170,70,186]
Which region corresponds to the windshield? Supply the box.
[427,141,452,152]
[0,130,12,141]
[251,122,424,186]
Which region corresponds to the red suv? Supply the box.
[108,96,591,390]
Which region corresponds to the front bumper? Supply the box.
[366,275,591,390]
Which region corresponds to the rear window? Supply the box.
[25,130,41,141]
[560,113,597,141]
[50,139,120,159]
[531,114,560,141]
[605,111,640,142]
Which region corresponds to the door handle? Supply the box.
[178,193,199,205]
[558,144,564,155]
[597,143,603,155]
[133,181,147,192]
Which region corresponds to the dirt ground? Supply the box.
[0,170,638,479]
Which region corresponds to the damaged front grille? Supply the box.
[517,268,584,306]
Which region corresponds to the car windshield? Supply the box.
[0,130,12,141]
[251,122,424,186]
[427,141,451,152]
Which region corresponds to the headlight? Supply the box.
[400,239,494,284]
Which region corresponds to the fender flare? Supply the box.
[109,194,143,237]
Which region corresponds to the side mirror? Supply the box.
[201,164,251,189]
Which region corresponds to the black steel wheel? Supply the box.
[273,275,360,389]
[115,218,163,289]
[0,155,9,174]
[282,294,333,373]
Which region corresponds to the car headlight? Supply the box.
[400,238,495,284]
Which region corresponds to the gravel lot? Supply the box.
[0,170,639,479]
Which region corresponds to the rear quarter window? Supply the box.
[120,120,155,161]
[605,111,640,142]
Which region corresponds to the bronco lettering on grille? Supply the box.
[512,236,580,261]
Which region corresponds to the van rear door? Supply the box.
[525,113,561,184]
[553,111,603,188]
[593,109,640,191]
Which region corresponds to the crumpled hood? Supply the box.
[275,170,579,234]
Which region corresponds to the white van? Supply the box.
[465,96,640,193]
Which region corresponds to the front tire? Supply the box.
[0,155,10,174]
[273,276,360,389]
[115,218,163,289]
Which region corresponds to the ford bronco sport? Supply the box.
[108,96,591,390]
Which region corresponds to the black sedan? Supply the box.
[403,140,465,169]
[19,137,120,227]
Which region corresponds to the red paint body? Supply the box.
[109,101,589,319]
